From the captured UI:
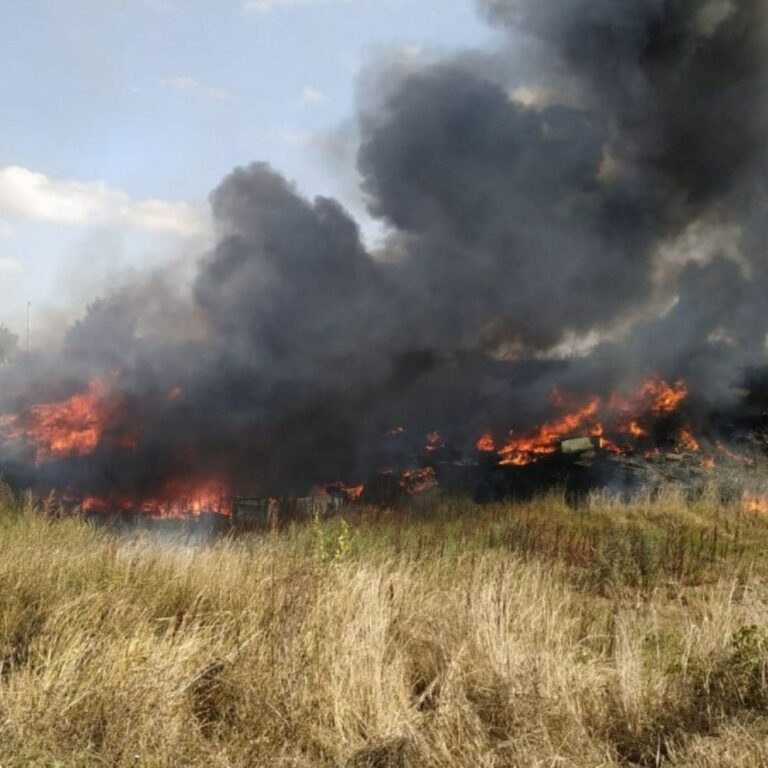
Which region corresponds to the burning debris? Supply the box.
[3,366,764,524]
[743,492,768,516]
[475,376,705,470]
[475,432,495,453]
[3,0,768,517]
[93,478,230,520]
[0,375,137,465]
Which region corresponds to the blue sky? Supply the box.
[0,0,496,340]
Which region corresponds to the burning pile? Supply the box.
[3,1,768,520]
[0,368,761,520]
[0,377,134,465]
[0,376,229,519]
[80,478,231,521]
[495,377,698,466]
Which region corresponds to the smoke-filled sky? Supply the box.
[0,0,493,338]
[1,0,768,499]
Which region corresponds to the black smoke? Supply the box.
[2,0,768,498]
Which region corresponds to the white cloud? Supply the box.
[0,257,21,273]
[160,75,239,102]
[281,129,315,146]
[287,85,327,109]
[244,0,384,12]
[299,85,326,104]
[243,0,307,11]
[124,199,207,238]
[0,219,12,237]
[0,166,207,239]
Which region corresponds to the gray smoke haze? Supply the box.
[475,0,768,390]
[2,0,768,498]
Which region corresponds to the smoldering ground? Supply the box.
[1,0,768,497]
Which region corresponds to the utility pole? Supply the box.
[26,302,30,351]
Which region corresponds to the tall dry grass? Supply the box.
[1,487,768,766]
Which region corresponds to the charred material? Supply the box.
[3,1,768,518]
[232,494,342,531]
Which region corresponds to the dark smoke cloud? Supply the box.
[474,0,768,381]
[480,0,768,203]
[2,0,768,497]
[196,163,400,384]
[358,64,660,352]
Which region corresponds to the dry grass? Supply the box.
[2,487,768,766]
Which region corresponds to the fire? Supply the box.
[608,377,688,416]
[717,441,755,466]
[476,432,495,452]
[10,380,106,460]
[589,423,620,453]
[342,484,365,502]
[83,477,231,520]
[492,375,694,467]
[320,481,365,502]
[615,377,689,414]
[701,455,716,470]
[400,467,438,494]
[743,492,768,515]
[677,426,699,452]
[646,378,689,413]
[597,437,625,455]
[498,397,600,466]
[0,377,136,464]
[0,367,716,520]
[425,431,443,452]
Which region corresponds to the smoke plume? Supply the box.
[2,0,768,498]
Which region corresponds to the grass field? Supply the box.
[2,485,768,766]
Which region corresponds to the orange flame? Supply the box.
[642,377,689,414]
[0,377,137,464]
[589,423,622,453]
[743,492,768,515]
[498,397,600,466]
[717,441,755,466]
[425,431,443,452]
[475,432,496,452]
[341,483,365,502]
[24,379,106,460]
[319,481,365,502]
[677,426,700,453]
[493,375,693,466]
[608,377,688,416]
[400,467,438,494]
[82,477,231,520]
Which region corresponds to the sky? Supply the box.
[0,0,495,342]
